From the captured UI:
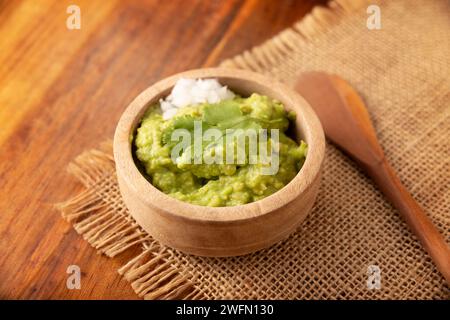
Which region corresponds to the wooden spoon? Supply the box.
[295,71,450,284]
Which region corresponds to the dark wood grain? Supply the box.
[0,0,326,299]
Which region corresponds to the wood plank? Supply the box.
[0,0,119,146]
[0,0,321,299]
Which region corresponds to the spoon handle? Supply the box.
[367,159,450,284]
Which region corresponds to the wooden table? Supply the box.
[0,0,325,299]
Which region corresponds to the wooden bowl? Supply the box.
[114,68,325,257]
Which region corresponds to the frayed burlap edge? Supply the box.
[56,142,204,299]
[56,142,149,257]
[57,0,375,300]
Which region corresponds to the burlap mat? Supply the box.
[57,0,450,299]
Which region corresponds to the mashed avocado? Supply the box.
[134,93,307,207]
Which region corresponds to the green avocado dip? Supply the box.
[134,93,307,207]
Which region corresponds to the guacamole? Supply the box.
[134,93,307,207]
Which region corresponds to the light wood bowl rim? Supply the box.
[114,68,325,222]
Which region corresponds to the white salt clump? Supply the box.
[162,108,178,120]
[160,100,174,112]
[160,78,235,120]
